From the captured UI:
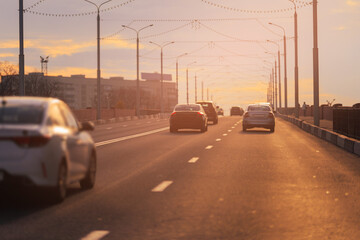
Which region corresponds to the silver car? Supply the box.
[0,97,96,202]
[242,104,275,132]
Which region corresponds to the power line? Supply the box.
[25,0,48,11]
[24,0,137,17]
[103,21,193,40]
[199,0,312,14]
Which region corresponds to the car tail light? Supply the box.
[197,112,204,116]
[171,112,176,116]
[0,135,51,148]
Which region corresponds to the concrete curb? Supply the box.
[277,113,360,157]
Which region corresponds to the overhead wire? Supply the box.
[24,0,137,17]
[199,0,312,14]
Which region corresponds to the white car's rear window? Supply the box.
[248,106,271,112]
[0,105,44,124]
[175,105,200,111]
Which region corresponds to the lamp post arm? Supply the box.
[99,0,112,9]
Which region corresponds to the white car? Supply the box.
[0,97,96,202]
[242,104,275,132]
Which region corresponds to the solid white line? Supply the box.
[205,145,213,150]
[81,231,109,240]
[152,181,173,192]
[216,138,222,142]
[188,157,199,163]
[95,127,169,147]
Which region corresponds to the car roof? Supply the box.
[1,96,61,108]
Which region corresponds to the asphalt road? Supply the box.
[1,116,360,240]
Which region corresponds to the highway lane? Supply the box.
[0,116,360,240]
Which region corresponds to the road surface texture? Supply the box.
[1,116,359,240]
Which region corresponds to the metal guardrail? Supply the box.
[333,108,360,140]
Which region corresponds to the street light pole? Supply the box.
[266,52,278,111]
[122,24,153,117]
[313,0,320,126]
[149,41,175,113]
[84,0,112,120]
[176,53,188,104]
[269,22,288,114]
[289,0,300,117]
[19,0,25,96]
[202,81,204,100]
[195,68,204,103]
[267,40,282,110]
[185,61,196,104]
[195,74,197,102]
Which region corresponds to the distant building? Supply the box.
[1,72,177,111]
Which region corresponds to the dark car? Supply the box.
[216,106,224,116]
[196,101,218,124]
[230,106,244,116]
[169,104,208,133]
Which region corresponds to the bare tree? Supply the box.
[0,61,58,97]
[0,61,19,96]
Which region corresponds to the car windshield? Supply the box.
[247,105,271,112]
[174,104,200,112]
[0,105,44,124]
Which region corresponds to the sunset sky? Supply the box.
[0,0,359,111]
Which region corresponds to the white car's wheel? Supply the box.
[80,154,96,190]
[51,162,67,203]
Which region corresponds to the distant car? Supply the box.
[230,106,244,116]
[169,104,208,133]
[217,107,224,116]
[196,101,219,124]
[242,104,275,132]
[0,97,96,202]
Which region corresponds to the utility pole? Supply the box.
[84,0,113,120]
[186,68,189,104]
[122,24,153,117]
[278,49,281,109]
[207,88,209,101]
[269,23,288,114]
[149,41,175,113]
[175,53,187,105]
[313,0,320,126]
[195,74,197,102]
[202,81,204,100]
[289,0,300,117]
[19,0,25,96]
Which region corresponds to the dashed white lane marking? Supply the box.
[122,125,128,127]
[205,145,213,150]
[152,181,173,192]
[231,127,235,129]
[95,127,169,147]
[81,231,109,240]
[106,127,113,130]
[188,157,199,163]
[223,134,228,136]
[216,138,222,142]
[228,130,232,132]
[147,121,151,124]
